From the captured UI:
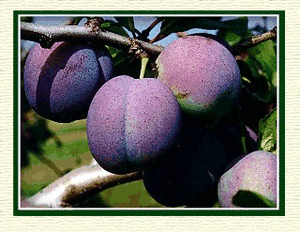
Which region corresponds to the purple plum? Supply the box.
[86,75,181,174]
[143,126,227,207]
[24,41,115,122]
[156,35,241,124]
[217,150,277,208]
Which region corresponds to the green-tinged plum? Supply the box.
[142,126,227,207]
[217,150,277,208]
[24,41,115,123]
[86,75,181,174]
[156,35,241,124]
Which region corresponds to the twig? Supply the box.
[230,26,277,56]
[20,161,142,208]
[20,22,163,58]
[139,17,164,42]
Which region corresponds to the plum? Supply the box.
[86,75,181,174]
[156,35,241,124]
[23,41,115,123]
[142,127,227,207]
[217,150,277,208]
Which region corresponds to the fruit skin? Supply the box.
[190,33,231,52]
[86,75,181,174]
[217,150,277,208]
[142,125,227,207]
[24,41,115,123]
[156,35,241,124]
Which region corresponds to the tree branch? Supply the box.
[230,26,277,56]
[21,160,142,208]
[20,22,163,58]
[21,22,276,60]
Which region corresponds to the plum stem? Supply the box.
[139,56,150,79]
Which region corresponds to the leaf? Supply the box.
[219,17,249,36]
[101,20,130,37]
[159,17,248,39]
[241,39,277,103]
[72,17,85,25]
[257,108,277,153]
[237,60,254,83]
[212,201,221,208]
[217,29,243,47]
[115,17,136,35]
[106,45,141,78]
[159,17,209,37]
[21,17,34,23]
[247,39,277,88]
[232,190,276,208]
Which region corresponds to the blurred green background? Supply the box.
[21,114,164,207]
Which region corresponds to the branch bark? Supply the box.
[21,160,142,208]
[20,22,163,58]
[21,22,276,59]
[230,26,277,56]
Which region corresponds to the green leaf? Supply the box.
[212,201,221,208]
[242,39,277,103]
[72,17,85,25]
[257,108,277,153]
[232,190,276,208]
[159,17,213,37]
[115,17,136,35]
[159,17,248,40]
[248,39,277,88]
[217,29,243,46]
[106,46,141,78]
[21,17,34,23]
[219,17,249,36]
[101,20,130,37]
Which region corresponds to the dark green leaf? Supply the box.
[257,108,277,153]
[218,17,249,36]
[212,201,221,208]
[72,17,85,25]
[101,20,130,37]
[106,45,141,78]
[115,17,136,35]
[159,17,248,40]
[232,190,276,207]
[21,17,34,23]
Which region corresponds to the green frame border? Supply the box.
[13,10,285,216]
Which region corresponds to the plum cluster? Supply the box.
[23,35,277,208]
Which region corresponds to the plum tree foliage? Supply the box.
[20,15,278,209]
